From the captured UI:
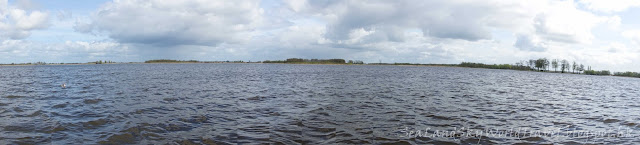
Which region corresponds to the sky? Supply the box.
[1,0,640,72]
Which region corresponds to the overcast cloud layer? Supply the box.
[1,0,640,72]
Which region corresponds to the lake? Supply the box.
[1,63,639,144]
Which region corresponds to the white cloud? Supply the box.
[75,0,266,46]
[303,0,505,41]
[513,0,618,51]
[579,0,640,13]
[1,0,639,72]
[0,39,130,63]
[279,0,617,53]
[0,0,50,40]
[282,0,307,12]
[264,0,639,68]
[63,41,129,57]
[577,42,638,67]
[622,29,640,45]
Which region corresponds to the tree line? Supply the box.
[95,60,116,64]
[514,58,589,74]
[460,58,616,76]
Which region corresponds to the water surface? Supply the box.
[1,64,638,144]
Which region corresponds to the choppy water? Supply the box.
[1,64,639,144]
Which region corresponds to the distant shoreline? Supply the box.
[2,58,639,79]
[0,62,144,66]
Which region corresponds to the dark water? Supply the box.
[1,64,639,144]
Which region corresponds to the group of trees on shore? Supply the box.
[460,58,616,76]
[347,60,365,64]
[95,60,116,64]
[514,58,589,74]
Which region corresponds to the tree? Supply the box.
[533,58,550,71]
[544,58,550,71]
[551,59,558,72]
[577,64,585,74]
[528,59,535,70]
[572,61,577,73]
[560,59,569,73]
[544,58,551,71]
[535,58,543,71]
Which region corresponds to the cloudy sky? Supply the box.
[1,0,640,71]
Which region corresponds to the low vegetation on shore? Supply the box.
[263,58,352,64]
[144,59,250,63]
[144,59,199,63]
[613,71,640,78]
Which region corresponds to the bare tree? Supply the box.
[578,64,585,74]
[560,59,569,73]
[528,59,535,70]
[572,61,577,73]
[544,58,550,71]
[551,59,558,72]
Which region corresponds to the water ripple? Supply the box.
[0,64,638,144]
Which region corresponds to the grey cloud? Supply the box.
[514,34,546,52]
[292,0,612,54]
[73,19,93,34]
[75,0,266,47]
[14,0,39,11]
[56,10,72,20]
[305,1,505,42]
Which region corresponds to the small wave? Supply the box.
[82,118,110,128]
[52,103,68,108]
[601,118,621,124]
[179,115,209,124]
[623,121,638,127]
[99,133,136,144]
[425,114,455,120]
[162,97,179,102]
[522,136,547,142]
[18,110,45,117]
[4,95,26,99]
[83,98,103,104]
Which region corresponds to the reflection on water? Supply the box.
[0,64,639,144]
